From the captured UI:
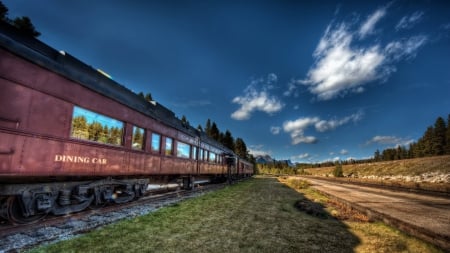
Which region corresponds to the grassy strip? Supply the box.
[29,177,442,253]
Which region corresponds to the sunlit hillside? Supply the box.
[305,155,450,183]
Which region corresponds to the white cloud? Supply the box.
[302,24,386,100]
[283,117,319,145]
[291,153,311,161]
[339,149,349,155]
[385,35,427,61]
[231,84,284,120]
[314,111,363,132]
[298,6,428,101]
[359,7,386,38]
[283,112,363,145]
[366,135,415,146]
[248,145,272,157]
[267,73,278,84]
[298,153,310,159]
[270,126,281,135]
[396,11,424,31]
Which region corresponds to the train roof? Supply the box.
[0,22,234,155]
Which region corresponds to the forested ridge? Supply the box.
[374,114,450,161]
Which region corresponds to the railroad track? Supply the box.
[0,183,227,252]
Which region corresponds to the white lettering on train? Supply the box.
[54,155,107,164]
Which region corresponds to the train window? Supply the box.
[177,141,191,158]
[209,152,216,163]
[71,106,123,145]
[199,149,204,161]
[193,146,198,160]
[151,133,161,152]
[132,126,145,150]
[165,137,173,155]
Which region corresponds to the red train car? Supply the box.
[0,23,252,224]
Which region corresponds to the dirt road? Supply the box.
[302,177,450,250]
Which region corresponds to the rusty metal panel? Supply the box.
[199,162,225,175]
[161,157,194,174]
[0,78,32,131]
[0,48,44,92]
[13,136,65,176]
[0,132,17,174]
[144,155,161,174]
[125,151,146,175]
[1,76,72,138]
[28,91,72,137]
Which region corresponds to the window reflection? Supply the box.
[132,126,145,150]
[151,133,161,152]
[165,137,173,155]
[177,142,191,158]
[71,106,123,145]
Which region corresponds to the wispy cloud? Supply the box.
[385,35,428,61]
[315,111,363,132]
[231,74,284,120]
[270,126,281,135]
[339,149,349,155]
[359,7,387,38]
[248,145,272,157]
[283,117,320,144]
[282,111,363,145]
[396,11,424,31]
[295,5,428,101]
[366,135,414,146]
[291,153,311,162]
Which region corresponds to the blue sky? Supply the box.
[5,0,450,163]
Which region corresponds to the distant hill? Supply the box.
[255,155,274,164]
[255,155,294,167]
[304,155,450,184]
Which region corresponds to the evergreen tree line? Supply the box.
[200,119,254,162]
[256,162,310,176]
[71,116,123,146]
[374,114,450,161]
[0,1,40,37]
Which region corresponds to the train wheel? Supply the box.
[6,196,47,224]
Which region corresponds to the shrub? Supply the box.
[333,164,344,177]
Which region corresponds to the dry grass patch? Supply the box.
[282,177,444,253]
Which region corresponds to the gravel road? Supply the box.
[302,177,450,251]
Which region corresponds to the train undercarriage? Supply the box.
[0,177,148,224]
[0,174,244,224]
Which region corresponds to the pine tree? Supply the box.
[205,119,211,136]
[0,1,8,21]
[144,93,152,102]
[374,149,381,161]
[234,138,248,159]
[12,16,40,37]
[222,130,235,151]
[433,117,446,155]
[210,122,220,141]
[422,126,434,156]
[446,114,450,154]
